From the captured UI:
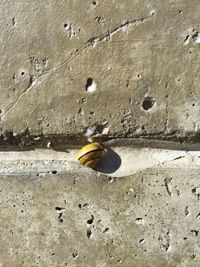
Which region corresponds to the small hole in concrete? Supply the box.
[192,103,195,107]
[21,72,25,76]
[85,78,97,93]
[72,251,78,259]
[57,212,64,223]
[50,170,57,175]
[192,188,196,193]
[87,215,94,225]
[191,230,198,236]
[87,229,92,239]
[86,78,93,86]
[184,35,190,45]
[64,23,68,28]
[92,0,97,5]
[142,97,156,111]
[12,17,15,26]
[90,111,94,115]
[55,207,64,211]
[0,109,2,114]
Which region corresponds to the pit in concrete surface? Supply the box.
[142,97,156,111]
[85,78,97,93]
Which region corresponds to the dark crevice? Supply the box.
[85,78,93,91]
[87,215,94,225]
[1,128,200,151]
[87,229,92,239]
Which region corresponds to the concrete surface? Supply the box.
[1,1,200,266]
[0,148,198,266]
[0,0,200,147]
[0,163,200,267]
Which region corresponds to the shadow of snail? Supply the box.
[77,142,121,174]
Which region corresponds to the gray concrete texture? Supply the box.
[0,0,200,146]
[0,166,200,267]
[1,1,200,267]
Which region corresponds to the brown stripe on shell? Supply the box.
[78,148,104,161]
[85,157,102,168]
[80,151,103,165]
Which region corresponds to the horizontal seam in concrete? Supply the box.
[0,148,197,177]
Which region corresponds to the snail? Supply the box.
[77,142,105,168]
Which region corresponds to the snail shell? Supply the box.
[77,142,105,168]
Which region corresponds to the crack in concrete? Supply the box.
[1,13,154,117]
[87,14,154,47]
[0,75,36,118]
[164,82,169,133]
[171,156,185,161]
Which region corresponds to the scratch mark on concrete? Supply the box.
[164,177,172,197]
[1,13,154,117]
[172,156,185,161]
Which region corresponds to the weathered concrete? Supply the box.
[0,0,200,147]
[1,1,200,266]
[0,165,199,267]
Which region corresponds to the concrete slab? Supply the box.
[1,1,200,266]
[0,0,200,147]
[0,165,199,266]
